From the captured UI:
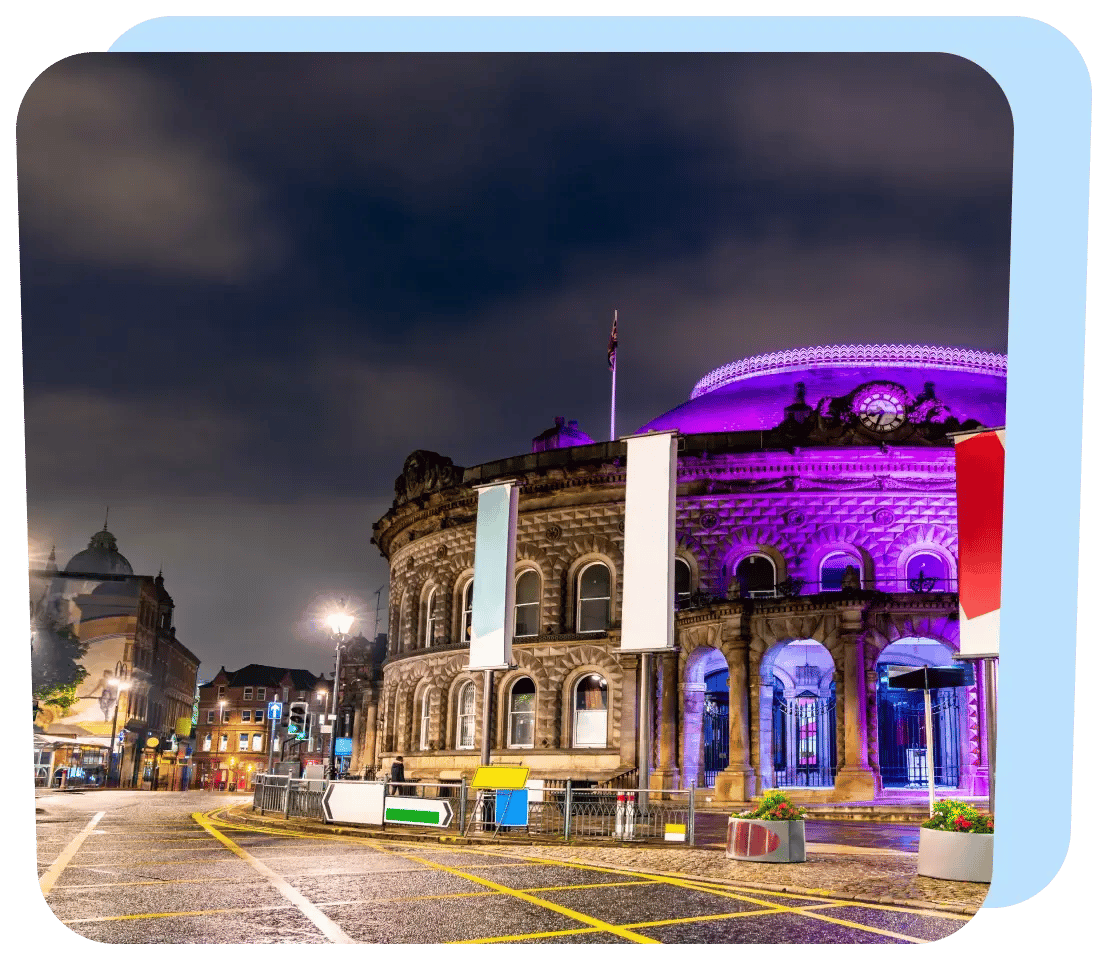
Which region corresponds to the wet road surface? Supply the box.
[37,791,961,944]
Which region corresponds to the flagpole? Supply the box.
[609,310,618,442]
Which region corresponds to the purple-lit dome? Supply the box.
[638,343,1007,435]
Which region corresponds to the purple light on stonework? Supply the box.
[638,344,1007,435]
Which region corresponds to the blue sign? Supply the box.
[334,737,353,757]
[495,789,528,828]
[117,732,124,743]
[267,701,282,720]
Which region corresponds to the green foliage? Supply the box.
[731,789,807,821]
[920,799,994,834]
[31,618,89,719]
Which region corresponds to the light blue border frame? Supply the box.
[109,16,1092,909]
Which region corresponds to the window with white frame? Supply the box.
[573,674,608,747]
[238,733,248,751]
[675,558,692,606]
[461,579,474,643]
[206,710,214,723]
[456,682,476,749]
[243,687,253,700]
[217,685,225,698]
[203,734,212,751]
[257,687,266,701]
[515,570,540,637]
[424,587,438,647]
[219,734,228,751]
[251,733,262,751]
[819,551,859,591]
[736,553,777,596]
[508,677,536,748]
[577,563,611,633]
[241,710,251,722]
[254,709,263,723]
[419,688,432,750]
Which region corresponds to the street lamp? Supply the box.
[107,676,131,788]
[215,698,226,790]
[325,604,355,781]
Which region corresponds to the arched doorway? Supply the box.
[680,647,729,789]
[760,639,836,789]
[876,638,963,789]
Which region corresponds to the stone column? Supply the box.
[714,638,755,800]
[358,685,380,777]
[832,610,877,800]
[618,654,639,769]
[675,681,705,790]
[650,652,680,791]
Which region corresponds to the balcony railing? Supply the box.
[676,576,957,611]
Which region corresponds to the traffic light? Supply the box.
[288,701,308,738]
[299,710,312,741]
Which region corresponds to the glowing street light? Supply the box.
[107,674,131,788]
[326,603,355,781]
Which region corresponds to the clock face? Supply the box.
[852,382,908,433]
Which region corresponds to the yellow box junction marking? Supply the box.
[469,765,529,789]
[40,811,104,896]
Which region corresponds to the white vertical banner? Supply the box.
[468,481,519,671]
[620,431,679,652]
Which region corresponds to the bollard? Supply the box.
[563,782,572,841]
[283,778,292,819]
[624,790,636,840]
[613,793,625,839]
[458,776,467,835]
[687,788,696,846]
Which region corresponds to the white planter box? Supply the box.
[726,817,806,863]
[917,827,993,883]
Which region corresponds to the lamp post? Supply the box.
[107,676,131,788]
[326,605,355,780]
[215,698,226,790]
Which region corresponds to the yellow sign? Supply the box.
[470,766,529,790]
[145,736,160,748]
[175,717,193,737]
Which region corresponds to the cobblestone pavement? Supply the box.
[501,843,989,915]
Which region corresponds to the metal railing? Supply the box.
[252,774,324,819]
[676,576,958,610]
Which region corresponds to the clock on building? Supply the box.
[851,381,909,433]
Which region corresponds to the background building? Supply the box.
[31,526,200,788]
[366,343,1004,803]
[193,664,325,790]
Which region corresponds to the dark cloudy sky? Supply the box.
[19,52,1012,681]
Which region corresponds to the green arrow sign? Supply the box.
[384,796,454,828]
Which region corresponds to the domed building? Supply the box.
[363,344,1004,803]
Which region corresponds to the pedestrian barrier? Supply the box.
[252,774,693,844]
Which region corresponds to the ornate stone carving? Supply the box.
[393,450,464,506]
[783,509,805,526]
[545,524,562,542]
[700,512,719,530]
[873,508,894,525]
[436,544,448,560]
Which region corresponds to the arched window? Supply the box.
[419,688,432,750]
[577,563,611,633]
[819,551,858,591]
[906,551,950,591]
[460,579,473,644]
[675,558,692,607]
[456,682,476,749]
[508,677,536,748]
[573,673,608,747]
[736,553,776,597]
[423,587,438,647]
[515,570,540,638]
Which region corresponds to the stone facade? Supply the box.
[362,346,1003,802]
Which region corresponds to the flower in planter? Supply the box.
[731,789,807,821]
[921,798,994,834]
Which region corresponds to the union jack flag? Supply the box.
[607,311,618,371]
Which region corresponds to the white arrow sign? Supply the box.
[322,781,385,826]
[384,796,454,828]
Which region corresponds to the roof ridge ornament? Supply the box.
[690,344,1008,399]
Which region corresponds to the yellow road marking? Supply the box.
[192,811,354,943]
[68,904,296,923]
[625,907,785,929]
[40,812,104,896]
[457,926,599,944]
[356,839,658,945]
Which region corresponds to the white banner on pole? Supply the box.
[620,431,679,652]
[468,481,519,671]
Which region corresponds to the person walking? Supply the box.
[390,755,405,796]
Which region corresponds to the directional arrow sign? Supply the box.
[384,796,454,828]
[322,781,385,826]
[267,701,282,720]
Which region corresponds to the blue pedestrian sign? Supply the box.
[267,701,283,720]
[335,737,353,757]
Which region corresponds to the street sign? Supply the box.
[887,665,974,690]
[267,701,283,720]
[335,737,353,757]
[384,796,454,828]
[470,765,529,790]
[322,781,385,826]
[494,789,528,827]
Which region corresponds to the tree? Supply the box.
[31,613,89,721]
